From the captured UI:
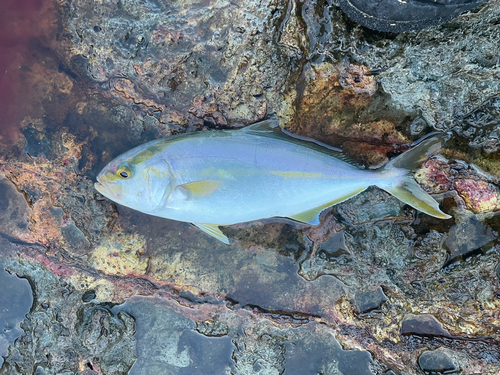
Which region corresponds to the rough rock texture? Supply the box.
[1,0,500,374]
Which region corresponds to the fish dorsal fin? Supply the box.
[240,120,364,169]
[289,187,368,225]
[177,180,223,200]
[240,119,281,133]
[193,223,230,244]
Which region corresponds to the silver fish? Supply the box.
[95,120,450,244]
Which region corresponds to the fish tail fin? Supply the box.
[384,133,448,171]
[382,133,451,219]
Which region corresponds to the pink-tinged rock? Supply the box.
[414,159,452,194]
[453,179,500,213]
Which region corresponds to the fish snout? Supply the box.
[94,179,122,200]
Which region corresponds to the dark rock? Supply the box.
[1,259,136,375]
[401,314,451,338]
[418,349,458,374]
[112,296,234,375]
[453,94,500,153]
[444,214,496,265]
[82,290,96,303]
[353,287,388,314]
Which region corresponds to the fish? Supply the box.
[95,120,451,244]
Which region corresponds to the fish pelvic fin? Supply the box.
[193,223,230,244]
[384,177,451,219]
[381,133,451,219]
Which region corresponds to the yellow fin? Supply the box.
[290,187,367,225]
[193,223,230,244]
[384,177,451,219]
[290,207,324,225]
[178,180,223,200]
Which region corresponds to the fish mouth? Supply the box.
[94,177,121,200]
[94,181,106,195]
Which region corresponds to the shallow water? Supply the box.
[1,0,500,374]
[0,265,33,367]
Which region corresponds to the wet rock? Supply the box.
[81,290,96,303]
[415,157,500,215]
[76,305,136,374]
[232,322,287,375]
[453,179,500,214]
[379,3,500,135]
[113,296,233,375]
[0,177,31,243]
[61,221,91,257]
[300,0,500,152]
[336,187,409,224]
[0,257,136,375]
[196,320,229,337]
[353,287,388,314]
[22,125,54,159]
[289,61,406,166]
[299,229,354,282]
[418,349,459,374]
[401,314,451,338]
[414,159,453,194]
[0,266,33,367]
[444,214,496,264]
[453,93,500,154]
[63,0,298,127]
[284,323,375,375]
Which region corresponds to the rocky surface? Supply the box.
[0,0,500,374]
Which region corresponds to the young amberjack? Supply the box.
[95,120,450,244]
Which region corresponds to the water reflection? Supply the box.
[0,264,33,366]
[112,296,234,375]
[0,0,56,142]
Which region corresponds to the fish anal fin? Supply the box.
[193,223,230,244]
[178,180,223,200]
[289,187,367,225]
[384,177,451,219]
[290,207,322,225]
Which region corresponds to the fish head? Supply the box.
[95,144,173,213]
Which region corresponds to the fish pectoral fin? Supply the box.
[177,180,223,200]
[289,187,368,225]
[193,223,230,245]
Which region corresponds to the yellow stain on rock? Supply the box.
[90,233,149,276]
[70,273,117,301]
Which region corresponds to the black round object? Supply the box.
[339,0,489,32]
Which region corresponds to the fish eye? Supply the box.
[117,166,132,179]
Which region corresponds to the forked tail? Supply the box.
[382,134,451,219]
